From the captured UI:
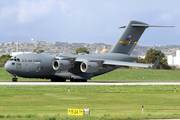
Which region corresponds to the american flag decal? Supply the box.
[119,41,138,44]
[130,41,134,44]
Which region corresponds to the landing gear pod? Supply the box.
[80,62,101,73]
[52,60,73,71]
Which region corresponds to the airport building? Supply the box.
[11,52,31,56]
[167,50,180,67]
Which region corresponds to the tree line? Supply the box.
[0,54,11,63]
[136,48,171,69]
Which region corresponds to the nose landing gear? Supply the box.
[12,76,18,82]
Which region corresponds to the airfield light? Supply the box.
[174,88,176,93]
[68,87,70,92]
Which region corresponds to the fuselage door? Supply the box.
[37,66,42,72]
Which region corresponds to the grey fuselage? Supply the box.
[5,53,137,80]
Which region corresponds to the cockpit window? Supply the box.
[17,58,20,62]
[9,57,20,62]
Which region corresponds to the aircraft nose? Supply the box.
[5,61,11,73]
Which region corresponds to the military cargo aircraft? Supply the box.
[4,20,173,82]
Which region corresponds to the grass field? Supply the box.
[0,85,180,120]
[1,67,180,119]
[92,68,180,81]
[1,67,180,82]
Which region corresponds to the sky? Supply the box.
[0,0,179,46]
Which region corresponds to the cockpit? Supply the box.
[7,57,21,66]
[9,57,20,62]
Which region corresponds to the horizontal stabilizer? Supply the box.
[119,26,126,28]
[131,24,174,28]
[119,24,174,28]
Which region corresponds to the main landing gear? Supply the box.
[50,78,87,82]
[70,78,87,82]
[51,78,66,82]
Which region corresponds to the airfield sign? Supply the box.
[68,109,83,115]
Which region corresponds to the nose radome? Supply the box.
[5,61,11,72]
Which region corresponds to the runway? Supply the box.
[0,82,180,86]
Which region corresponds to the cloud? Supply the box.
[159,13,174,21]
[58,1,72,15]
[0,0,72,23]
[17,0,54,23]
[0,0,180,45]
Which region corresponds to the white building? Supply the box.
[176,50,180,58]
[167,55,173,65]
[11,52,31,56]
[167,50,180,67]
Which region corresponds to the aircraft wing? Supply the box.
[103,60,152,68]
[74,58,152,68]
[56,54,162,68]
[97,54,161,67]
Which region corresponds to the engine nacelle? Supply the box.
[52,60,72,71]
[80,62,101,73]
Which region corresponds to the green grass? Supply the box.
[1,67,180,119]
[92,68,180,81]
[0,85,180,119]
[1,67,180,81]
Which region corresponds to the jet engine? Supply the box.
[52,60,73,71]
[80,62,101,73]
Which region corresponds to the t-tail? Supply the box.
[110,20,174,55]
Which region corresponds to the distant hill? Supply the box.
[0,41,179,57]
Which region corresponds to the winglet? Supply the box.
[152,54,163,67]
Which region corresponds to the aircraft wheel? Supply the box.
[51,79,54,82]
[51,78,66,82]
[81,79,87,82]
[51,78,57,82]
[12,78,18,82]
[70,78,74,82]
[74,79,81,82]
[59,79,66,82]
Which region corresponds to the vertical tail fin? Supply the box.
[110,20,148,55]
[110,20,174,55]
